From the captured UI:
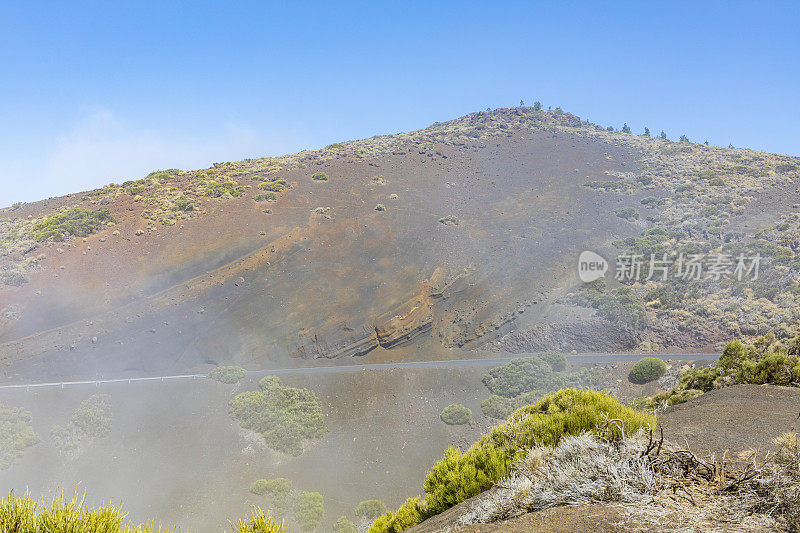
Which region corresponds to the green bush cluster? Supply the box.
[51,395,112,457]
[482,356,555,397]
[254,193,278,202]
[204,180,245,198]
[355,500,387,520]
[569,280,647,329]
[641,334,800,409]
[614,207,639,220]
[479,355,605,419]
[229,376,325,456]
[208,366,248,384]
[257,179,287,192]
[628,357,667,384]
[293,492,324,532]
[369,390,655,533]
[333,516,356,533]
[0,405,38,470]
[438,215,460,226]
[440,404,471,425]
[0,489,174,532]
[311,173,328,181]
[32,207,113,242]
[234,507,286,533]
[249,478,291,498]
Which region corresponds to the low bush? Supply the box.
[229,376,325,456]
[480,395,517,419]
[481,356,555,397]
[438,215,460,226]
[614,207,639,220]
[254,188,280,200]
[293,491,324,531]
[234,507,286,533]
[355,500,387,520]
[0,405,38,469]
[32,208,113,242]
[311,173,328,181]
[51,395,112,459]
[641,334,800,410]
[440,404,472,425]
[333,516,356,533]
[628,357,667,384]
[367,497,426,533]
[208,366,247,384]
[0,489,175,532]
[370,389,655,532]
[250,478,292,499]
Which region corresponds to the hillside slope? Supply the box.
[2,107,799,381]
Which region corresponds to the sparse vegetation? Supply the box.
[234,507,286,533]
[642,334,800,410]
[311,172,328,181]
[51,395,112,459]
[438,215,460,226]
[333,516,356,533]
[293,491,324,532]
[0,489,175,532]
[32,207,113,242]
[369,390,655,533]
[229,376,325,455]
[440,404,472,425]
[614,207,639,220]
[0,405,38,469]
[355,500,387,520]
[628,357,667,384]
[568,280,647,329]
[208,365,248,384]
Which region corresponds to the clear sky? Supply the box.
[1,1,798,207]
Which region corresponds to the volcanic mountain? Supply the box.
[2,106,799,381]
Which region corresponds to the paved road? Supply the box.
[0,353,717,391]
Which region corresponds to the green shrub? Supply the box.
[250,478,291,498]
[438,215,460,226]
[205,181,244,198]
[0,489,174,532]
[440,404,472,425]
[293,492,324,531]
[628,357,667,384]
[480,395,517,419]
[636,388,704,410]
[481,356,554,397]
[371,390,654,532]
[569,280,647,329]
[51,395,112,458]
[229,377,325,455]
[679,365,723,392]
[540,351,567,372]
[208,366,247,384]
[32,208,113,241]
[421,389,654,518]
[355,500,387,520]
[254,193,278,202]
[334,516,356,533]
[614,207,639,220]
[311,173,328,181]
[234,507,286,533]
[0,405,38,469]
[258,180,287,192]
[367,497,426,533]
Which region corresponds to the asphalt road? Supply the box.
[0,352,717,391]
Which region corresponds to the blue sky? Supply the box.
[1,1,798,206]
